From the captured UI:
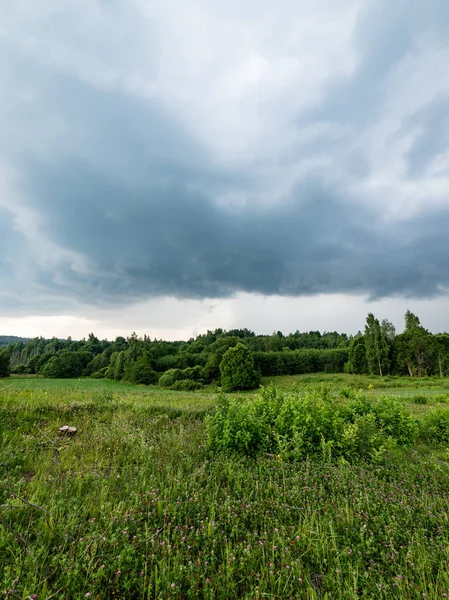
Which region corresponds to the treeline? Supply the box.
[347,310,449,378]
[0,311,448,387]
[0,329,349,386]
[0,335,28,347]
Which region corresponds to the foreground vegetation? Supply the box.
[2,376,449,599]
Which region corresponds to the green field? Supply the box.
[2,376,449,599]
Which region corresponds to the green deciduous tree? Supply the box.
[347,334,368,374]
[0,348,11,378]
[105,351,126,381]
[41,350,86,378]
[435,334,449,378]
[219,343,260,392]
[203,336,243,383]
[125,352,158,385]
[364,314,391,376]
[395,310,435,377]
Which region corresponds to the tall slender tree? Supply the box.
[364,313,390,376]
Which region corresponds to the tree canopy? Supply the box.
[220,343,260,392]
[1,311,448,384]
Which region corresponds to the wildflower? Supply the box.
[116,570,121,576]
[170,583,176,589]
[85,594,91,598]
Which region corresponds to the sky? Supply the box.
[1,0,449,340]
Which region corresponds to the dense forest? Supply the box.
[0,335,28,347]
[0,311,448,389]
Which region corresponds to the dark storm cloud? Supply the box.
[1,0,449,313]
[17,150,449,303]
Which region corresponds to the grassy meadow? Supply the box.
[2,375,449,599]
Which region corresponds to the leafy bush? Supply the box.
[434,393,449,404]
[220,343,260,392]
[182,366,204,382]
[159,367,204,388]
[206,394,273,455]
[345,394,419,446]
[206,387,419,461]
[372,396,419,446]
[171,379,203,391]
[413,394,428,404]
[158,369,184,387]
[421,409,449,443]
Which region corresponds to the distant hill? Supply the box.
[0,335,29,347]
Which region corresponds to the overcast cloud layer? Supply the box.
[1,0,449,329]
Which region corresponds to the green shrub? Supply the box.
[206,387,417,461]
[421,409,449,443]
[159,366,204,388]
[346,394,418,446]
[182,366,204,382]
[413,394,428,404]
[158,369,184,387]
[171,379,203,391]
[206,393,273,455]
[219,343,260,392]
[434,393,449,404]
[370,396,419,446]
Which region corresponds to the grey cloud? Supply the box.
[405,95,449,176]
[0,208,22,280]
[1,0,449,314]
[16,149,449,304]
[302,0,449,130]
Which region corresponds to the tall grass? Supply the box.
[1,379,449,598]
